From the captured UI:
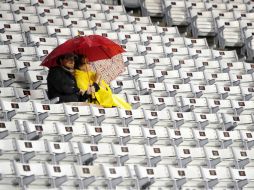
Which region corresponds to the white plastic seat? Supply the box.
[222,113,254,131]
[110,79,137,94]
[188,48,213,60]
[118,108,145,126]
[0,45,11,58]
[0,33,25,44]
[216,19,243,48]
[204,72,231,86]
[193,112,221,129]
[145,57,173,70]
[219,61,246,74]
[165,46,190,60]
[28,34,58,47]
[140,34,162,45]
[212,49,238,61]
[191,84,218,99]
[125,94,153,109]
[10,45,37,60]
[151,95,177,111]
[46,26,72,37]
[140,0,164,17]
[201,167,232,189]
[195,59,221,73]
[36,7,61,17]
[162,36,185,47]
[14,88,50,103]
[77,143,114,165]
[134,165,171,189]
[0,87,16,101]
[88,20,112,31]
[145,144,176,166]
[70,28,94,37]
[16,60,45,72]
[143,109,172,127]
[0,100,34,121]
[127,15,152,25]
[217,130,241,148]
[39,16,64,26]
[74,164,104,188]
[60,9,84,19]
[78,2,102,11]
[118,33,140,44]
[216,85,243,100]
[111,22,135,32]
[138,81,167,96]
[14,14,40,24]
[164,83,193,98]
[25,70,48,89]
[36,45,54,60]
[123,55,146,68]
[31,0,56,7]
[102,165,135,189]
[0,11,15,22]
[84,11,107,21]
[128,67,155,82]
[156,25,180,36]
[232,147,254,168]
[231,100,254,115]
[204,147,234,168]
[0,69,26,88]
[134,24,157,34]
[32,102,66,123]
[120,43,138,56]
[137,44,165,57]
[106,13,129,23]
[112,144,147,166]
[113,125,144,145]
[206,98,234,114]
[63,18,89,28]
[21,23,47,36]
[178,97,208,113]
[0,22,21,34]
[90,107,120,125]
[230,73,254,86]
[163,0,189,26]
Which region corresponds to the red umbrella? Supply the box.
[41,35,125,68]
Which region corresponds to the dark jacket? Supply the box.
[47,67,81,103]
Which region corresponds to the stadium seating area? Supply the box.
[0,0,254,189]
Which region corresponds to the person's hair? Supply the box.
[57,53,75,65]
[74,54,87,69]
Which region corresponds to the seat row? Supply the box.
[2,119,254,149]
[0,137,254,167]
[1,100,254,130]
[0,160,253,189]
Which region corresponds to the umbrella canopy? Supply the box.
[41,35,125,68]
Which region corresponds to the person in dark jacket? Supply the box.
[47,53,86,103]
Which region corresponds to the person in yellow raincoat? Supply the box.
[74,55,132,110]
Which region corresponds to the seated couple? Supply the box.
[47,53,131,110]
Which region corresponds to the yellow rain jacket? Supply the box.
[74,69,132,110]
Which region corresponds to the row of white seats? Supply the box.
[0,137,254,167]
[111,79,254,99]
[124,55,253,74]
[0,10,152,25]
[1,100,254,130]
[1,85,254,115]
[163,0,254,26]
[0,43,237,66]
[1,1,125,14]
[125,67,254,86]
[2,119,254,150]
[0,160,253,189]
